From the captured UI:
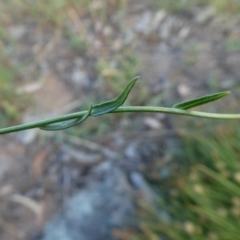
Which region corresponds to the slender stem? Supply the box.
[116,106,240,119]
[1,106,240,135]
[0,110,89,134]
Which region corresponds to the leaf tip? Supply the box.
[172,90,231,110]
[132,76,140,82]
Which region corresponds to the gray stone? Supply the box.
[8,25,26,40]
[158,17,173,40]
[151,10,167,31]
[178,27,191,39]
[195,7,216,25]
[125,142,138,159]
[220,78,236,89]
[41,167,134,240]
[71,67,90,87]
[130,172,153,202]
[16,129,38,145]
[134,10,167,39]
[123,29,135,45]
[103,26,113,37]
[134,11,153,34]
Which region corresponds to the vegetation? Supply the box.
[0,60,28,125]
[157,0,240,13]
[0,0,137,130]
[117,121,240,240]
[0,77,239,134]
[1,0,238,128]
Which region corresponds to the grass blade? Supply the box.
[190,206,236,231]
[198,164,240,196]
[91,76,139,116]
[173,91,230,110]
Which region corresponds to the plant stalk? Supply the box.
[1,106,240,135]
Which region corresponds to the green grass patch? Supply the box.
[157,0,240,13]
[0,62,28,126]
[157,0,205,12]
[119,121,240,240]
[225,38,240,52]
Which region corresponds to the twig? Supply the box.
[10,194,41,216]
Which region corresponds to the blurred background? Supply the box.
[1,0,240,239]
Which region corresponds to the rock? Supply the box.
[134,10,167,40]
[125,142,138,159]
[152,10,167,31]
[92,161,112,175]
[220,77,236,89]
[89,0,104,11]
[123,29,135,45]
[178,26,191,39]
[17,81,44,94]
[41,167,134,240]
[130,172,153,202]
[71,67,90,87]
[61,144,102,166]
[177,83,191,97]
[158,17,173,40]
[0,160,13,181]
[143,117,162,130]
[16,129,38,145]
[8,25,26,40]
[195,7,216,25]
[39,61,50,75]
[103,25,113,37]
[134,11,153,34]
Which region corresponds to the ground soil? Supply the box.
[1,1,240,239]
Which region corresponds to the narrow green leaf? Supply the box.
[198,164,240,196]
[173,91,230,110]
[39,105,92,131]
[190,206,235,231]
[91,76,139,116]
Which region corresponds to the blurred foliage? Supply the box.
[118,122,240,240]
[157,0,205,12]
[208,0,240,13]
[0,61,28,126]
[157,0,240,13]
[1,0,127,25]
[97,50,140,95]
[0,0,135,128]
[224,38,240,52]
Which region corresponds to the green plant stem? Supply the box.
[1,106,240,135]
